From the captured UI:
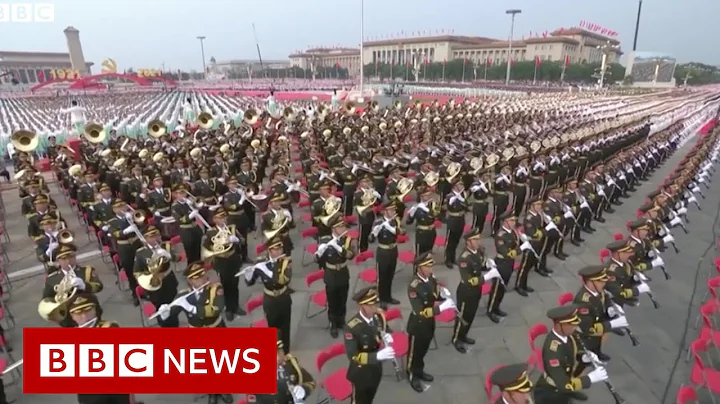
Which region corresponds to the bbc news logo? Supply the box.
[0,3,54,22]
[24,328,277,394]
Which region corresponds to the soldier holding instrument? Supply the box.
[157,261,226,328]
[133,225,178,327]
[487,211,519,323]
[253,340,316,404]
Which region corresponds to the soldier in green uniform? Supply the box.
[604,240,652,307]
[627,219,660,272]
[253,340,316,404]
[315,216,356,338]
[573,265,630,361]
[354,174,378,252]
[204,208,246,320]
[343,287,396,404]
[311,179,335,238]
[407,184,440,256]
[543,185,569,260]
[374,200,404,308]
[451,228,501,353]
[442,176,468,268]
[133,225,179,327]
[89,183,115,232]
[517,196,548,296]
[406,252,456,392]
[158,261,226,328]
[171,184,204,263]
[488,363,533,404]
[487,211,519,323]
[533,305,610,404]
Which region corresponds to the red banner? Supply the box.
[579,20,618,37]
[23,327,277,394]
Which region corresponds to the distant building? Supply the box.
[0,26,93,84]
[289,27,623,74]
[214,58,291,75]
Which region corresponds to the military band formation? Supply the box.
[8,88,720,404]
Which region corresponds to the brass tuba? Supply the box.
[38,271,78,321]
[11,129,39,152]
[148,119,167,138]
[58,229,74,244]
[136,249,171,291]
[445,162,462,181]
[356,188,377,215]
[369,100,379,112]
[84,123,107,144]
[263,211,289,239]
[283,107,295,121]
[396,177,414,200]
[197,112,214,129]
[343,101,356,116]
[244,109,259,125]
[318,196,342,226]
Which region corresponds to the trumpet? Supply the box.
[148,281,211,320]
[284,179,310,198]
[181,195,213,230]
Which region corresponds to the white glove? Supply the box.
[564,211,574,219]
[651,256,664,268]
[677,207,688,215]
[101,225,109,232]
[662,234,674,244]
[139,193,146,199]
[48,241,59,251]
[154,211,163,217]
[520,241,533,252]
[71,277,86,290]
[283,209,292,219]
[329,239,342,252]
[256,262,273,278]
[637,282,651,294]
[189,210,200,219]
[607,306,620,317]
[377,346,395,361]
[610,315,629,329]
[177,298,197,314]
[244,267,254,281]
[439,299,456,312]
[122,225,138,235]
[382,333,394,344]
[580,200,591,209]
[291,385,306,400]
[229,235,240,243]
[217,177,225,183]
[598,189,606,197]
[545,222,557,232]
[483,267,501,281]
[581,351,600,364]
[670,217,682,227]
[382,220,396,234]
[688,196,698,204]
[588,367,609,384]
[633,272,649,282]
[158,304,171,320]
[159,249,172,259]
[520,233,529,242]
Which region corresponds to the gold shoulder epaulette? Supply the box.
[549,340,560,352]
[347,318,361,328]
[410,279,419,288]
[460,251,469,258]
[581,292,590,302]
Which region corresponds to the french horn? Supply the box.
[424,171,440,187]
[469,157,484,174]
[445,162,462,181]
[148,119,167,138]
[263,211,289,240]
[318,196,342,226]
[84,123,107,144]
[136,249,171,291]
[501,147,515,161]
[38,270,78,322]
[485,153,500,168]
[197,112,214,129]
[396,177,414,200]
[356,188,377,215]
[11,129,39,152]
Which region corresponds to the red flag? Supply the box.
[37,70,44,81]
[535,57,541,67]
[335,62,340,68]
[510,57,515,67]
[424,56,428,66]
[564,55,570,67]
[486,57,492,66]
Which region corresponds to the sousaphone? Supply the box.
[83,123,107,144]
[343,101,357,116]
[148,119,167,138]
[11,130,39,152]
[197,112,214,129]
[244,109,260,125]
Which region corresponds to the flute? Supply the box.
[234,254,286,278]
[574,333,626,404]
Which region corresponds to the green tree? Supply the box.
[674,63,720,85]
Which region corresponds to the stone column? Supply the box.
[63,26,89,76]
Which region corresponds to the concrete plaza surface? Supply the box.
[1,137,717,404]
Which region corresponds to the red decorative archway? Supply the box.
[30,72,177,92]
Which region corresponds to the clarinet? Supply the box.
[574,333,626,404]
[631,269,660,309]
[379,327,402,380]
[278,365,303,404]
[603,291,639,346]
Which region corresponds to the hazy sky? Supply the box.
[1,0,717,71]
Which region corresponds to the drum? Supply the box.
[289,190,301,204]
[159,216,180,241]
[251,194,269,212]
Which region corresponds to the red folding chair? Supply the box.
[301,228,319,266]
[305,270,327,319]
[135,287,158,327]
[613,232,624,241]
[315,343,352,403]
[484,364,504,402]
[676,385,698,404]
[558,292,574,306]
[599,249,610,263]
[527,324,548,372]
[689,337,720,400]
[383,308,409,380]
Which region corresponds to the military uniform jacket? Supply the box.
[336,166,357,191]
[107,216,140,249]
[28,210,66,239]
[562,190,582,216]
[124,175,148,199]
[78,183,99,208]
[495,228,519,260]
[133,243,178,304]
[316,234,355,270]
[385,178,401,200]
[343,311,390,381]
[210,161,230,179]
[469,179,491,206]
[408,200,440,229]
[42,266,104,300]
[374,216,404,246]
[146,187,172,214]
[524,211,546,248]
[222,190,248,218]
[443,191,468,221]
[236,170,258,191]
[604,259,641,303]
[573,287,612,339]
[90,199,115,228]
[34,232,57,263]
[407,274,442,333]
[246,256,292,297]
[628,236,652,272]
[539,331,591,393]
[493,174,510,193]
[544,197,566,231]
[353,189,376,224]
[254,355,316,404]
[175,283,225,327]
[578,180,597,203]
[193,179,221,201]
[22,192,56,218]
[171,202,200,231]
[169,168,193,186]
[457,248,487,289]
[306,172,322,197]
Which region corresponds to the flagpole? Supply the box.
[484,60,488,80]
[533,61,538,85]
[442,61,446,82]
[461,60,466,83]
[359,0,365,97]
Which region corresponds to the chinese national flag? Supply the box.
[37,70,44,81]
[486,57,492,66]
[424,56,428,66]
[564,55,571,67]
[535,56,541,67]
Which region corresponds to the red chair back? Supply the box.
[676,385,698,404]
[484,364,504,399]
[613,233,624,241]
[557,293,574,306]
[527,324,548,350]
[135,286,146,299]
[690,338,710,370]
[301,227,319,238]
[245,295,264,314]
[315,342,345,373]
[384,307,402,322]
[305,269,325,287]
[700,300,719,329]
[599,249,610,263]
[708,277,720,300]
[625,220,632,229]
[714,257,720,273]
[354,250,373,264]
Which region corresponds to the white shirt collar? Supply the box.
[359,311,374,325]
[584,285,598,297]
[552,329,568,343]
[417,274,429,283]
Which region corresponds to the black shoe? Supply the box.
[577,237,586,242]
[554,254,566,261]
[597,352,611,362]
[389,298,401,305]
[454,342,467,353]
[595,217,606,223]
[330,327,339,338]
[583,227,595,233]
[410,377,425,392]
[225,311,235,322]
[494,308,507,317]
[132,295,140,307]
[463,336,475,345]
[571,240,582,247]
[524,286,535,293]
[611,328,626,337]
[488,313,502,323]
[235,308,247,316]
[535,269,550,277]
[612,200,623,206]
[445,262,454,269]
[543,267,554,274]
[606,208,616,214]
[379,302,388,310]
[419,372,434,382]
[569,392,589,401]
[516,287,529,297]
